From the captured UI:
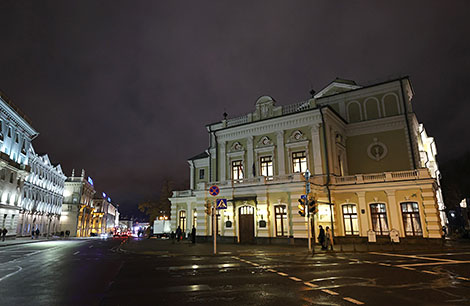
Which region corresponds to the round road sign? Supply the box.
[209,185,220,196]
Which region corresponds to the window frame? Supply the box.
[274,205,288,237]
[199,169,205,180]
[401,202,423,236]
[370,203,389,235]
[178,210,186,232]
[292,151,307,173]
[342,204,359,236]
[260,156,273,177]
[231,160,244,180]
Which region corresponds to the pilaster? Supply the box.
[311,124,323,175]
[385,190,403,237]
[356,191,369,236]
[247,136,254,178]
[276,131,285,175]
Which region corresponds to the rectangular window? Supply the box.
[21,141,27,155]
[232,160,244,180]
[342,204,359,235]
[0,120,3,141]
[292,151,307,173]
[370,203,389,235]
[260,156,273,177]
[401,202,423,236]
[179,210,186,232]
[15,133,19,143]
[199,169,205,180]
[7,127,11,138]
[275,205,288,237]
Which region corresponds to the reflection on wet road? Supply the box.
[2,239,470,305]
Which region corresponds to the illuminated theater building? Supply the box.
[169,77,446,244]
[60,169,96,237]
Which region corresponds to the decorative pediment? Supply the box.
[288,130,306,142]
[230,141,244,152]
[256,136,273,148]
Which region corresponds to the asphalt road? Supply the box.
[1,238,470,305]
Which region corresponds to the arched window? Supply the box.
[179,210,186,232]
[274,205,288,237]
[370,203,389,235]
[342,204,359,235]
[347,102,362,123]
[401,202,422,236]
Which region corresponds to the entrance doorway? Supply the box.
[239,206,254,243]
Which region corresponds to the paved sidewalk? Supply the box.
[121,237,462,256]
[0,236,61,247]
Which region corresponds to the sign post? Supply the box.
[305,169,312,252]
[209,185,219,255]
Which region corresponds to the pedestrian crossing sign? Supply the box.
[216,198,227,209]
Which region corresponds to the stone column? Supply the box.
[276,131,285,175]
[219,141,226,182]
[189,161,195,190]
[385,190,403,237]
[311,124,323,175]
[247,136,254,178]
[356,191,369,236]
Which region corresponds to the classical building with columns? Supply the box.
[17,148,66,237]
[91,192,119,235]
[0,92,37,237]
[170,77,446,243]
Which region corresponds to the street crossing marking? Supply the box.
[343,297,365,305]
[400,266,416,271]
[457,276,470,281]
[321,289,339,296]
[277,272,288,277]
[370,252,456,262]
[303,282,318,288]
[73,251,80,255]
[397,260,470,267]
[267,269,277,273]
[289,276,302,282]
[378,263,392,267]
[422,270,439,275]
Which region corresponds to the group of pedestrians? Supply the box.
[317,225,334,250]
[31,228,40,239]
[172,225,197,244]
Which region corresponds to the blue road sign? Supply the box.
[216,198,227,209]
[209,185,220,196]
[301,195,307,199]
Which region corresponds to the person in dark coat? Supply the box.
[191,226,196,244]
[35,228,40,239]
[318,225,326,250]
[2,228,7,241]
[175,226,182,242]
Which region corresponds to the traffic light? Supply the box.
[308,198,318,214]
[204,201,212,215]
[298,198,306,217]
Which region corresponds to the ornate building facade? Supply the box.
[91,192,119,235]
[170,77,446,244]
[60,170,96,237]
[0,93,37,237]
[18,148,66,237]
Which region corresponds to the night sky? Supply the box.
[0,1,469,216]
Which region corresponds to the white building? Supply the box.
[17,148,66,237]
[0,92,37,237]
[60,169,96,237]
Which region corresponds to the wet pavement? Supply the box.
[2,238,470,305]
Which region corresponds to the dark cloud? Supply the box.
[0,1,469,215]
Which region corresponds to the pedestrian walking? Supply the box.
[2,228,7,241]
[175,226,182,243]
[191,226,196,244]
[35,228,40,239]
[325,226,334,251]
[318,225,326,250]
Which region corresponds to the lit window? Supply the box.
[179,210,186,232]
[342,204,359,235]
[275,205,288,237]
[260,156,273,177]
[370,203,389,235]
[292,151,307,173]
[401,202,423,236]
[199,169,205,180]
[232,160,244,180]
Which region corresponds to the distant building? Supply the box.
[170,77,445,243]
[91,192,119,235]
[18,148,66,237]
[0,92,37,236]
[60,169,96,237]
